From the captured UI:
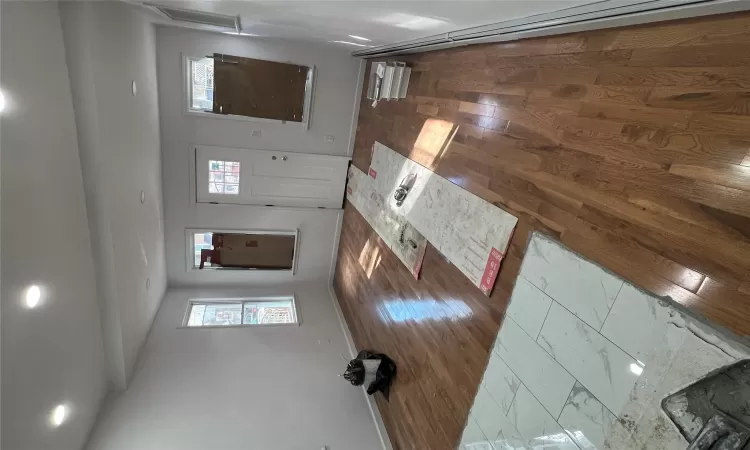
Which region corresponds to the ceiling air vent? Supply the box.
[145,3,241,32]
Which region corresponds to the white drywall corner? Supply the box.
[59,1,167,389]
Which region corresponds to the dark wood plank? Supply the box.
[646,88,750,115]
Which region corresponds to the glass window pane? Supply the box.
[243,299,296,324]
[194,232,213,267]
[207,160,240,195]
[202,303,243,326]
[187,304,207,327]
[191,58,214,110]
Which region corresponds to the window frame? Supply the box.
[183,54,315,129]
[180,295,301,328]
[185,228,300,274]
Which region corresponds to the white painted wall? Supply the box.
[1,3,108,449]
[156,26,363,287]
[59,1,167,389]
[86,284,382,450]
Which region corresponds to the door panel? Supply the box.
[252,153,337,180]
[196,146,349,208]
[250,178,332,200]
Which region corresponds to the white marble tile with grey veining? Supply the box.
[537,302,641,417]
[470,384,528,450]
[558,382,616,450]
[600,283,680,364]
[520,235,623,330]
[458,232,750,450]
[508,384,581,450]
[460,414,494,450]
[605,328,740,449]
[368,142,518,294]
[494,316,576,418]
[505,277,553,339]
[482,354,521,414]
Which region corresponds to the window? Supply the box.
[186,54,314,124]
[184,297,299,327]
[208,159,240,195]
[188,229,298,271]
[193,231,214,267]
[190,57,214,111]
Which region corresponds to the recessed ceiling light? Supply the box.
[25,285,41,309]
[0,90,5,113]
[330,41,370,48]
[348,35,371,42]
[50,404,68,427]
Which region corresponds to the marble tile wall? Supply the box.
[459,233,750,450]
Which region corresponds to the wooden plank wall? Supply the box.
[334,11,750,450]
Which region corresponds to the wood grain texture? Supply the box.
[213,54,307,121]
[333,11,750,450]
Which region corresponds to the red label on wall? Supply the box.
[479,247,503,296]
[346,186,352,195]
[369,168,377,179]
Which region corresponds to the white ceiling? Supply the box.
[138,1,599,49]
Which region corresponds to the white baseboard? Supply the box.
[328,285,394,450]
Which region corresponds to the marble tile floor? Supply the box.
[460,233,750,450]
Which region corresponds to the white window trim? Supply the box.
[183,54,315,130]
[179,295,301,328]
[185,228,300,274]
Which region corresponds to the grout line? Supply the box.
[519,379,566,429]
[546,295,645,372]
[505,384,518,417]
[495,344,570,421]
[536,298,554,341]
[518,273,561,311]
[519,274,548,300]
[477,383,508,424]
[554,381,587,450]
[557,383,577,421]
[467,413,491,449]
[506,314,577,383]
[599,281,625,332]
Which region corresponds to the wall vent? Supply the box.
[145,3,241,32]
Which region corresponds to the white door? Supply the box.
[195,146,350,208]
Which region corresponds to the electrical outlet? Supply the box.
[252,130,261,137]
[324,134,335,143]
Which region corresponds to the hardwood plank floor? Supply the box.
[333,11,750,450]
